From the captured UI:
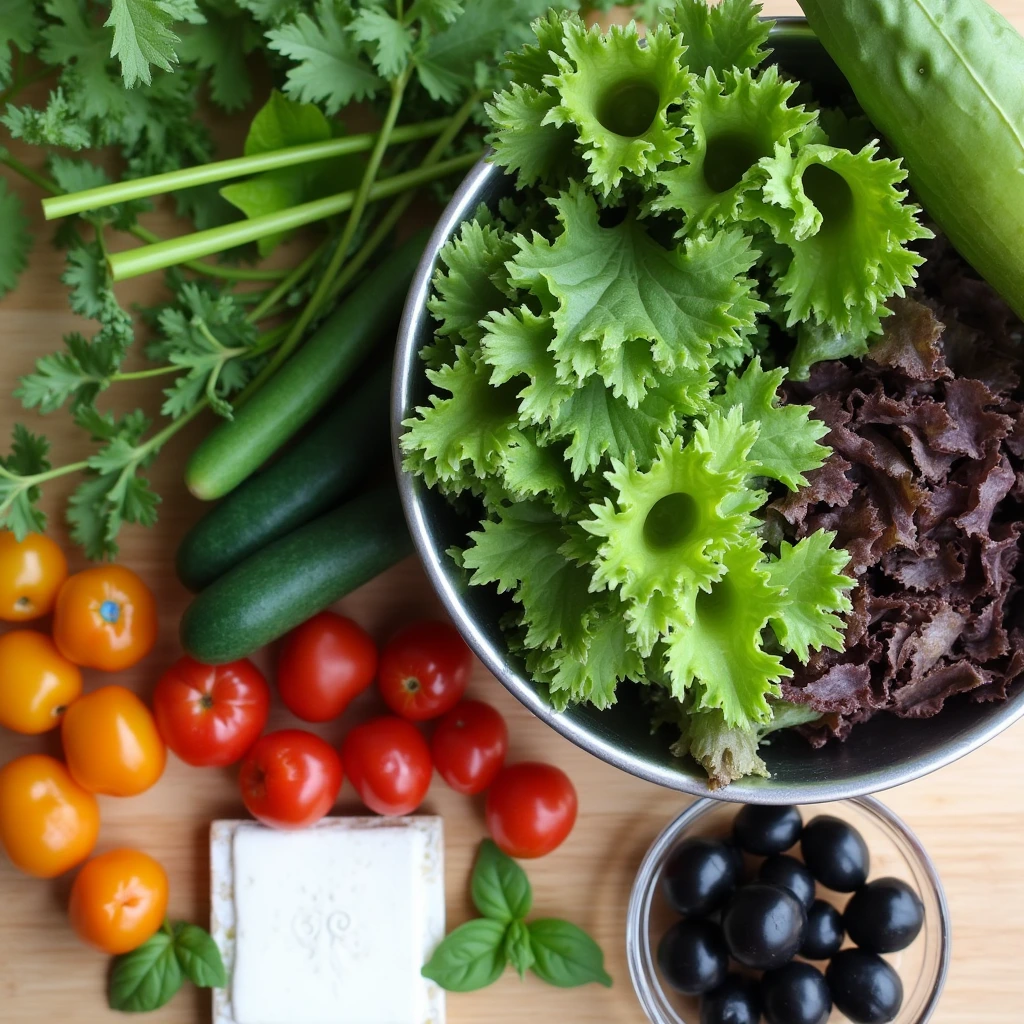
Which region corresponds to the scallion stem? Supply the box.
[127,225,290,282]
[40,117,453,221]
[108,152,480,282]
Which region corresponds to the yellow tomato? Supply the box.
[53,565,158,672]
[69,849,169,954]
[0,755,100,878]
[0,530,68,621]
[0,630,83,734]
[62,685,166,797]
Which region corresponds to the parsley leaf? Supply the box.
[0,1,40,87]
[105,0,183,88]
[16,332,121,413]
[267,0,383,114]
[148,284,259,419]
[350,5,414,79]
[0,176,31,300]
[662,0,773,77]
[0,426,51,538]
[177,7,259,111]
[2,89,91,148]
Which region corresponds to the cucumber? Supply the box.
[179,486,412,664]
[797,0,1024,320]
[176,363,391,592]
[186,233,425,501]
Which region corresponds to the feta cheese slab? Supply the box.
[210,817,445,1024]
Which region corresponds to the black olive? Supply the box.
[723,883,806,970]
[662,837,741,917]
[657,918,729,995]
[800,815,870,891]
[844,877,925,953]
[733,804,803,856]
[758,854,817,910]
[761,961,832,1024]
[826,948,904,1023]
[700,973,761,1024]
[800,899,845,960]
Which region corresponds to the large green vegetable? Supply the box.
[179,486,412,664]
[798,0,1024,320]
[186,234,424,501]
[176,362,391,592]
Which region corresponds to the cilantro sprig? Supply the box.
[1,0,610,558]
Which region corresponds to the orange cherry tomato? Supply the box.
[0,755,100,878]
[62,685,166,797]
[53,565,158,672]
[0,530,68,621]
[69,849,169,954]
[0,630,83,734]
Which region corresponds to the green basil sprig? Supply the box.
[109,920,226,1013]
[422,840,612,993]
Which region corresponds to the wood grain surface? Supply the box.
[2,3,1024,1020]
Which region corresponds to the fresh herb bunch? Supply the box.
[402,1,932,786]
[0,0,611,558]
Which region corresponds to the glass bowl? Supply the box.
[627,797,950,1023]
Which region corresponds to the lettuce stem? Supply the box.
[40,117,453,221]
[108,152,479,282]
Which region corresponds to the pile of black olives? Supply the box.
[656,805,925,1024]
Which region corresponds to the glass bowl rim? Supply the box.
[625,796,951,1024]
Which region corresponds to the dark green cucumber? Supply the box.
[176,363,391,592]
[179,486,412,663]
[185,233,425,501]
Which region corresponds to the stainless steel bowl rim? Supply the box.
[391,20,1024,803]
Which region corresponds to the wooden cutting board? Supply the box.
[2,3,1023,1020]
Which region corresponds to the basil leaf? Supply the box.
[422,918,507,992]
[109,930,185,1012]
[503,919,535,980]
[471,839,532,923]
[528,919,612,989]
[173,922,227,989]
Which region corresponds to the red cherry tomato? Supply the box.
[239,729,342,830]
[431,700,508,795]
[485,762,578,859]
[277,612,377,723]
[378,621,471,721]
[152,656,271,768]
[341,716,432,816]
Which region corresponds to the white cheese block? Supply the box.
[210,816,445,1024]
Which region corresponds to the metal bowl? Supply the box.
[391,20,1024,803]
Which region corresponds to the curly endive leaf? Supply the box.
[764,530,855,662]
[543,21,690,194]
[756,142,932,333]
[664,538,790,727]
[545,608,644,710]
[486,83,578,189]
[400,346,520,488]
[500,8,576,91]
[583,425,755,623]
[497,430,579,516]
[651,688,821,788]
[649,66,816,233]
[662,0,772,77]
[462,501,596,657]
[509,186,765,398]
[479,307,573,425]
[713,356,830,489]
[428,218,516,345]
